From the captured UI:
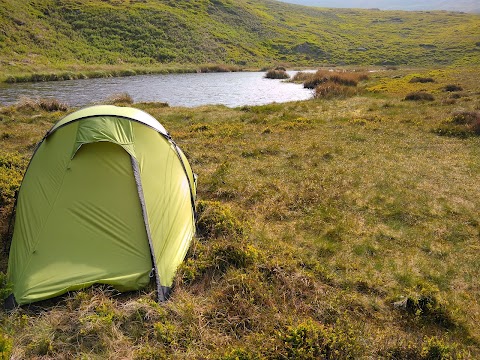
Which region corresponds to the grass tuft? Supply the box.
[15,97,69,112]
[105,92,134,105]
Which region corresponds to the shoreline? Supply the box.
[0,63,256,84]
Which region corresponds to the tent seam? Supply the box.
[130,156,166,302]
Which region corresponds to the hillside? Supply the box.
[1,0,480,80]
[1,64,480,358]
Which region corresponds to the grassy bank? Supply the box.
[1,0,480,80]
[0,63,248,84]
[0,65,479,358]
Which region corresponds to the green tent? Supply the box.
[6,105,196,306]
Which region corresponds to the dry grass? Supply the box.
[104,92,134,105]
[313,81,358,99]
[15,96,69,112]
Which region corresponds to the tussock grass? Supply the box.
[15,97,69,112]
[265,69,290,79]
[1,66,480,358]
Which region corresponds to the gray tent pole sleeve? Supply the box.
[130,156,167,302]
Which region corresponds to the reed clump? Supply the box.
[302,69,369,89]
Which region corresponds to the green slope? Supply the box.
[0,0,479,77]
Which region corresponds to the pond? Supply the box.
[0,71,313,108]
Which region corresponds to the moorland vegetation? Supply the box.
[1,0,480,358]
[0,65,479,358]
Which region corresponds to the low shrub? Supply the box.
[219,348,260,360]
[265,69,290,79]
[404,92,435,101]
[421,336,460,360]
[177,240,259,284]
[196,200,245,240]
[177,200,255,284]
[384,337,463,360]
[433,111,480,138]
[409,77,435,83]
[0,151,27,208]
[276,320,360,359]
[393,285,455,328]
[153,321,177,346]
[0,332,12,360]
[450,111,480,126]
[443,84,463,92]
[0,272,12,302]
[385,342,422,359]
[133,345,167,360]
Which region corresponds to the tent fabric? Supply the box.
[73,116,136,158]
[7,106,196,305]
[49,105,169,136]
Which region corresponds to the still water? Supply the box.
[0,71,313,108]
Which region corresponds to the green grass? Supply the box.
[0,66,479,358]
[0,0,479,81]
